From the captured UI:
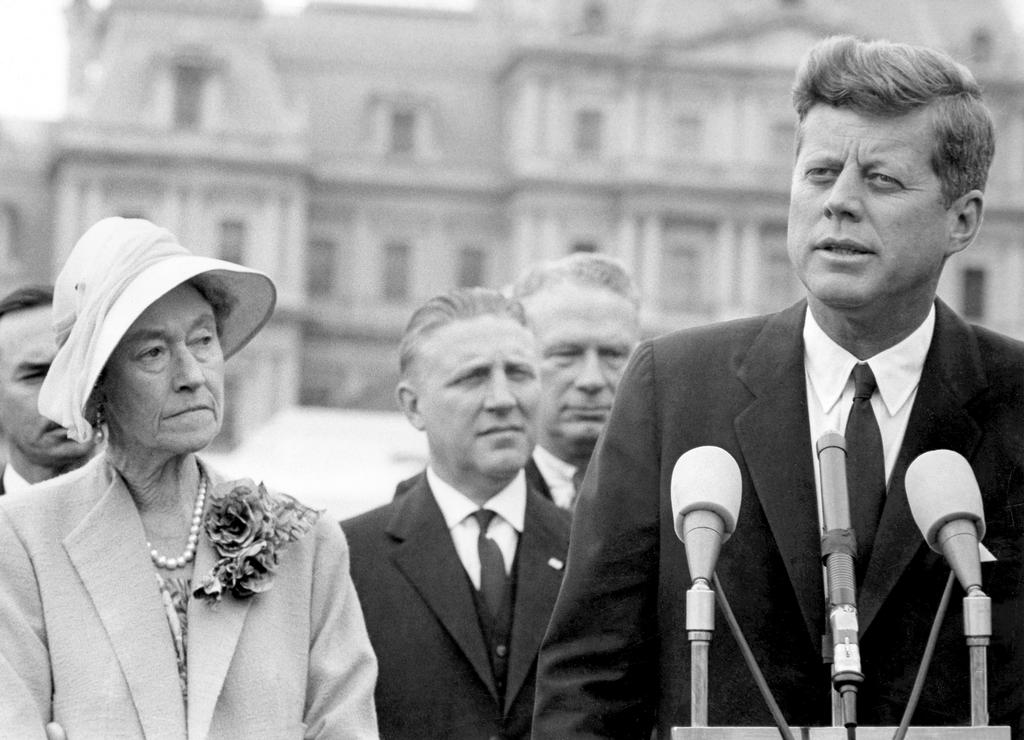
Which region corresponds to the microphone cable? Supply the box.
[712,572,795,740]
[892,569,956,740]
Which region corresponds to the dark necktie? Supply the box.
[472,509,508,618]
[844,363,886,579]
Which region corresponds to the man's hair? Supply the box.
[0,285,54,324]
[510,252,639,307]
[792,35,995,206]
[398,287,528,379]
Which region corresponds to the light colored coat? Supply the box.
[0,454,379,740]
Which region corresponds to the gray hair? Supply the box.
[792,35,995,206]
[510,252,639,308]
[398,287,528,379]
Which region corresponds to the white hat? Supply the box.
[39,217,277,442]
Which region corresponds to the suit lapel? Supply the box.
[387,474,497,699]
[186,466,255,740]
[503,490,569,714]
[858,302,984,633]
[63,463,187,739]
[733,301,825,650]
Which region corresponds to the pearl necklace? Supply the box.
[147,472,207,570]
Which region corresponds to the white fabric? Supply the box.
[427,467,525,587]
[531,445,578,510]
[804,304,935,517]
[39,217,276,443]
[1,465,30,496]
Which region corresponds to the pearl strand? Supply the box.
[148,472,207,570]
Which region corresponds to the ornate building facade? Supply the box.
[2,0,1022,439]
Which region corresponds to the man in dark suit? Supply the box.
[0,286,96,495]
[343,287,571,739]
[511,253,641,511]
[533,36,1024,738]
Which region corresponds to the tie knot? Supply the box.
[472,508,497,533]
[852,363,877,400]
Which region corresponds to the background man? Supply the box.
[0,286,96,494]
[343,287,570,739]
[533,36,1024,738]
[511,253,641,510]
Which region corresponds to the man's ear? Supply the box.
[946,189,984,257]
[396,382,426,431]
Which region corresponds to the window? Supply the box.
[307,238,336,297]
[660,220,716,313]
[962,267,986,319]
[456,246,486,288]
[770,121,794,161]
[759,224,803,309]
[571,241,598,254]
[0,204,18,260]
[390,110,417,154]
[574,109,603,158]
[382,241,411,301]
[218,219,246,264]
[581,1,607,34]
[173,63,209,130]
[674,115,703,157]
[971,28,993,64]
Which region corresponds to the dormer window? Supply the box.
[581,1,607,35]
[173,62,211,130]
[971,28,993,64]
[390,110,417,154]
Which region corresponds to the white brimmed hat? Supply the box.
[39,217,277,442]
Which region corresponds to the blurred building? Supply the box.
[2,0,1023,442]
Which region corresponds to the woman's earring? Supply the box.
[92,400,106,442]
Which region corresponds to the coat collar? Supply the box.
[62,459,187,739]
[186,465,254,740]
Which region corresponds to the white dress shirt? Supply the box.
[2,465,31,496]
[803,304,935,525]
[531,445,578,510]
[427,467,525,589]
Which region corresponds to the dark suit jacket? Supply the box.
[533,300,1024,739]
[524,457,552,502]
[343,471,571,739]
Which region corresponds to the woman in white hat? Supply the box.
[0,218,378,739]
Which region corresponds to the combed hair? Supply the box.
[189,275,236,336]
[398,287,528,378]
[510,252,639,307]
[792,35,995,205]
[0,285,53,323]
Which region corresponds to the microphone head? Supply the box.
[671,446,742,545]
[905,449,986,551]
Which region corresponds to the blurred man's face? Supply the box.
[0,305,95,479]
[522,282,639,467]
[399,314,540,504]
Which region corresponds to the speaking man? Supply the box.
[0,286,97,494]
[343,287,571,739]
[533,36,1024,738]
[511,253,640,510]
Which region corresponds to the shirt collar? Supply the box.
[426,466,527,533]
[531,445,577,487]
[803,303,935,417]
[2,464,31,495]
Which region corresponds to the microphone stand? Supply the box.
[687,578,714,727]
[964,586,992,727]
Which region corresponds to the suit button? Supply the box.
[495,644,508,657]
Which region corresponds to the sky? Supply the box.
[0,0,474,120]
[0,0,1022,121]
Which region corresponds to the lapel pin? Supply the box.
[547,557,564,571]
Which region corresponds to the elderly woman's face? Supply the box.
[101,282,225,457]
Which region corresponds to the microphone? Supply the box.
[671,446,742,728]
[905,450,986,592]
[671,445,742,584]
[905,450,991,727]
[815,432,863,729]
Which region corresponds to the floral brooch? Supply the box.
[193,479,321,603]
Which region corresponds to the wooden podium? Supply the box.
[672,727,1010,739]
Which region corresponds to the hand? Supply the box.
[45,722,67,740]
